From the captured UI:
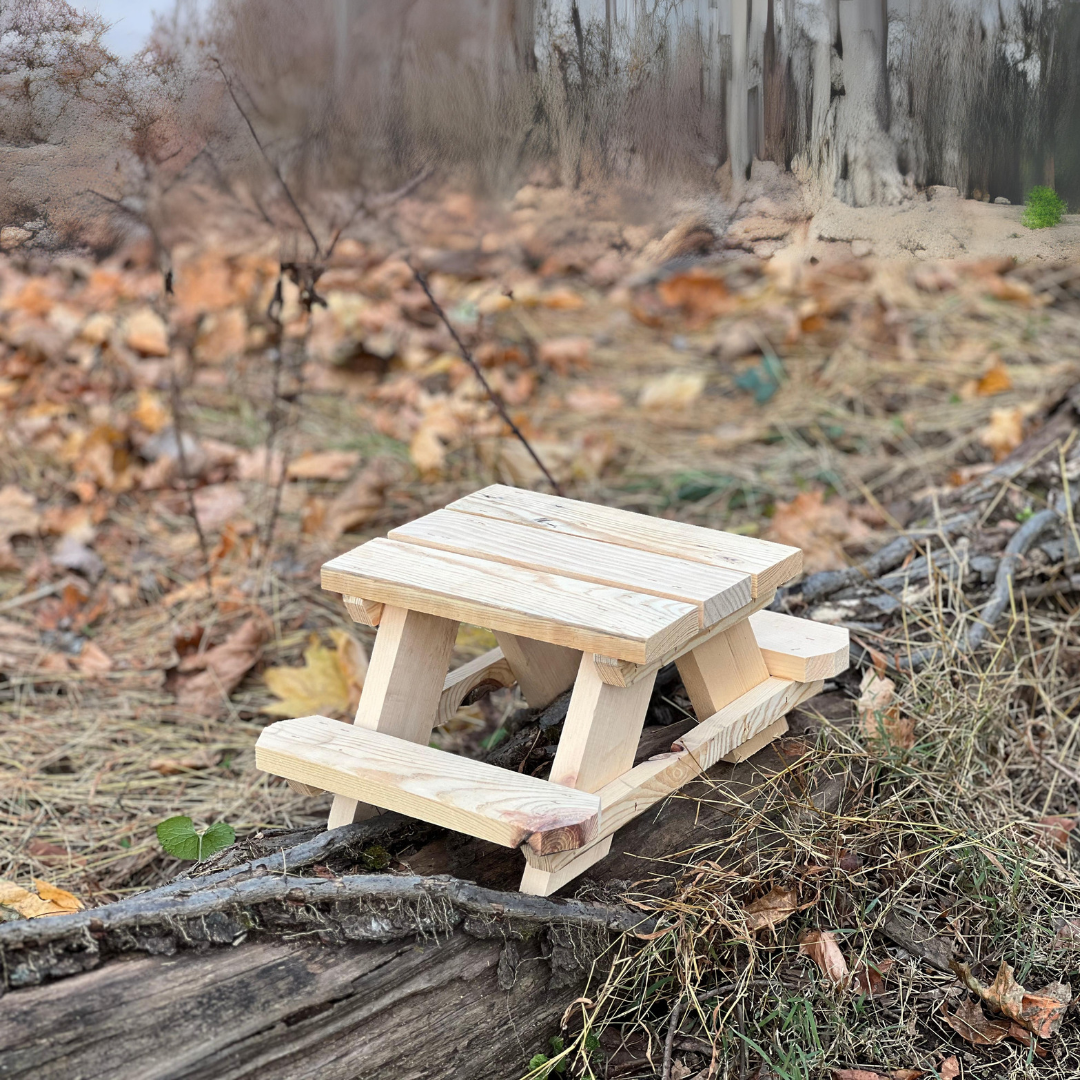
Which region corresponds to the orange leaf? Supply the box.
[975,355,1012,397]
[32,878,84,912]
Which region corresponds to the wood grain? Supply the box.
[523,677,822,879]
[259,716,600,856]
[749,609,850,681]
[328,605,458,829]
[390,509,752,627]
[322,538,699,664]
[675,619,770,720]
[447,485,802,597]
[494,633,580,708]
[721,716,789,763]
[592,591,774,686]
[342,596,384,626]
[437,647,517,726]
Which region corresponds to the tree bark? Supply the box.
[0,693,847,1080]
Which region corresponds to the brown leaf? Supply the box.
[799,930,850,989]
[323,458,397,539]
[954,959,1071,1038]
[0,485,41,544]
[538,336,591,375]
[978,405,1037,461]
[32,878,84,913]
[149,749,223,775]
[75,641,114,676]
[744,886,799,932]
[1036,815,1076,850]
[130,389,170,433]
[943,996,1010,1045]
[937,1058,959,1080]
[657,269,732,325]
[174,612,271,717]
[857,669,914,749]
[286,450,361,482]
[853,958,894,997]
[831,1071,890,1080]
[639,371,706,410]
[123,307,169,357]
[766,489,875,574]
[193,484,246,531]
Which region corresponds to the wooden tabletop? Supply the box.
[322,485,802,664]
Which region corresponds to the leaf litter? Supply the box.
[0,183,1079,1075]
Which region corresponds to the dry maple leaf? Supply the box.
[953,959,1071,1039]
[263,629,368,719]
[174,612,272,717]
[743,885,799,932]
[766,489,875,574]
[0,878,83,918]
[799,929,850,989]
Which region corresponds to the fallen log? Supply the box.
[0,688,847,1080]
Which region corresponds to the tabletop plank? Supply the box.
[322,538,699,664]
[446,485,802,597]
[389,509,752,627]
[257,715,600,855]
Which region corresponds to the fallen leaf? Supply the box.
[76,641,114,676]
[657,268,732,324]
[123,307,170,357]
[538,336,591,375]
[130,389,170,433]
[0,485,40,568]
[236,445,285,483]
[766,489,875,574]
[565,386,624,415]
[1036,815,1076,849]
[323,458,397,539]
[1053,918,1080,948]
[410,423,448,479]
[953,959,1071,1038]
[541,288,586,311]
[32,878,84,912]
[193,484,246,531]
[979,405,1032,461]
[263,629,368,719]
[174,612,272,717]
[149,749,223,775]
[744,885,799,932]
[286,450,361,482]
[943,996,1010,1045]
[937,1057,959,1080]
[799,929,850,989]
[831,1070,890,1080]
[975,354,1012,397]
[639,371,705,410]
[858,668,914,749]
[853,958,895,996]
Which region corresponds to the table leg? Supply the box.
[328,605,458,829]
[520,653,656,895]
[675,619,769,719]
[493,633,581,709]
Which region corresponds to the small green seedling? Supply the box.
[1021,186,1066,230]
[156,816,235,861]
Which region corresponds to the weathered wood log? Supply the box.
[0,689,848,1080]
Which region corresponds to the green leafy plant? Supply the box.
[156,816,235,861]
[1021,186,1066,229]
[528,1036,568,1076]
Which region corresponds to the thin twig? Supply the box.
[408,262,564,496]
[661,995,685,1080]
[212,58,322,257]
[169,373,214,600]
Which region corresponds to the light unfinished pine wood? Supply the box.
[520,837,612,896]
[721,715,789,763]
[286,778,326,797]
[437,647,517,726]
[390,510,752,628]
[328,605,458,829]
[522,677,822,885]
[520,655,656,894]
[447,485,802,598]
[322,538,699,664]
[749,610,850,681]
[494,632,581,708]
[258,716,600,855]
[343,596,384,626]
[676,619,770,720]
[592,591,774,687]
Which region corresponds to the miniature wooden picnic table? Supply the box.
[256,485,849,896]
